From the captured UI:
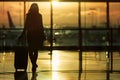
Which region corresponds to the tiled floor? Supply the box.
[0,50,120,80]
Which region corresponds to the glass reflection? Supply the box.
[14,71,28,80]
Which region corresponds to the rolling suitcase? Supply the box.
[14,46,28,71]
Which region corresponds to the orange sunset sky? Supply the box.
[0,2,120,28]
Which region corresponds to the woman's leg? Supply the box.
[29,50,34,66]
[30,50,38,72]
[33,50,38,67]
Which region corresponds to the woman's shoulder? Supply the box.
[26,13,31,17]
[38,13,42,17]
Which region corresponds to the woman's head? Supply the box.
[29,3,39,13]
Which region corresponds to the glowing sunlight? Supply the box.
[52,50,61,80]
[52,0,61,7]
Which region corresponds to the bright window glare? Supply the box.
[52,0,60,7]
[52,0,59,2]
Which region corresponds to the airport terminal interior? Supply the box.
[0,0,120,80]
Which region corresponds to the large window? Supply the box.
[0,2,120,48]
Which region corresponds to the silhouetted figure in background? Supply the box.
[19,3,45,72]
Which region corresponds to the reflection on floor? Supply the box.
[0,50,120,80]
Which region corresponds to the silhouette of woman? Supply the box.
[19,3,45,72]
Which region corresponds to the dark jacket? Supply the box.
[21,12,45,50]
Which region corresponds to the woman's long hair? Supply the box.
[29,3,39,13]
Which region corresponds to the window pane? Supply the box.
[82,29,109,46]
[81,2,106,28]
[53,2,79,46]
[0,2,24,47]
[0,2,24,28]
[110,2,120,28]
[0,2,51,47]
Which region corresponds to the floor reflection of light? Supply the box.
[52,50,60,80]
[52,50,60,70]
[3,52,6,56]
[2,52,6,61]
[9,51,13,55]
[2,54,5,61]
[52,72,60,80]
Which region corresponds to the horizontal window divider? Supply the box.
[0,0,119,2]
[1,46,120,52]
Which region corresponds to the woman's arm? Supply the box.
[18,15,28,41]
